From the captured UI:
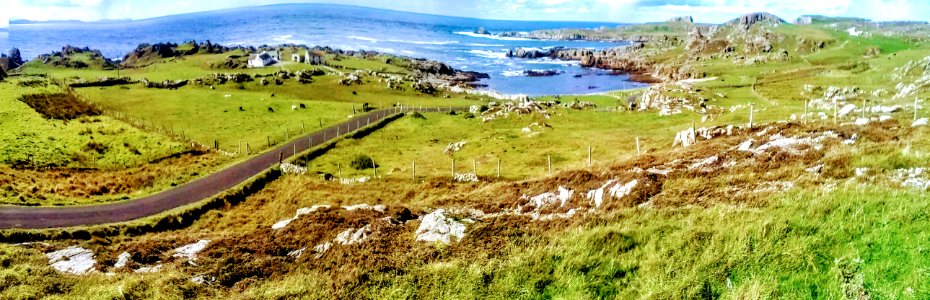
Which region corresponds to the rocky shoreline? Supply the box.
[505,45,667,83]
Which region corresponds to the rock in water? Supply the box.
[415,209,466,244]
[475,27,489,35]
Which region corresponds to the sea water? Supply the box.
[7,4,647,96]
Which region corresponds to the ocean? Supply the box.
[6,4,645,96]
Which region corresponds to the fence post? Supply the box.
[451,159,455,178]
[238,141,241,155]
[286,128,289,140]
[801,100,810,123]
[748,103,754,129]
[293,144,297,156]
[247,143,251,155]
[473,159,477,175]
[338,163,342,178]
[373,158,377,177]
[548,155,552,175]
[833,101,838,125]
[278,152,283,164]
[267,136,271,148]
[588,145,592,167]
[497,158,501,178]
[412,160,416,181]
[636,137,641,156]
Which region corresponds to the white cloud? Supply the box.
[4,0,930,24]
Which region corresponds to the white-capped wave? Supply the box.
[524,58,575,66]
[466,43,506,47]
[502,70,524,77]
[468,49,507,59]
[387,39,458,45]
[348,36,379,43]
[454,31,532,41]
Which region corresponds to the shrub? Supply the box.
[82,141,109,154]
[410,112,425,119]
[350,154,377,170]
[18,93,101,120]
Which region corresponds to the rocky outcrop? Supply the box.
[409,59,455,75]
[507,47,561,59]
[668,16,694,23]
[33,46,115,69]
[8,48,23,67]
[475,27,490,35]
[122,41,232,67]
[524,70,562,77]
[407,58,488,88]
[729,12,786,30]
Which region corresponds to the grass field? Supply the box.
[6,14,930,299]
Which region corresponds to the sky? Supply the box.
[4,0,930,28]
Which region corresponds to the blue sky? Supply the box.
[4,0,929,28]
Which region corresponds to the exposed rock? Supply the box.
[475,27,490,35]
[335,225,371,245]
[279,162,307,175]
[287,248,306,258]
[729,12,787,30]
[453,173,479,183]
[114,252,132,269]
[443,140,468,155]
[913,118,929,127]
[586,179,639,208]
[668,16,694,23]
[272,205,331,229]
[673,127,697,147]
[46,246,96,275]
[172,240,210,265]
[415,209,466,244]
[412,80,437,94]
[524,69,562,77]
[342,203,386,212]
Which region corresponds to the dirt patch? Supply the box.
[0,151,218,205]
[18,93,102,120]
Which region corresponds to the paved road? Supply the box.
[0,106,457,229]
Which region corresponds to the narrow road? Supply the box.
[0,106,457,229]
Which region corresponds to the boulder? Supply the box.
[475,27,490,35]
[415,209,466,244]
[8,48,23,66]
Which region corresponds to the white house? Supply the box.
[248,51,278,68]
[305,51,324,65]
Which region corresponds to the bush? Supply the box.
[350,154,377,170]
[18,93,101,120]
[462,112,475,119]
[410,112,425,119]
[82,141,109,154]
